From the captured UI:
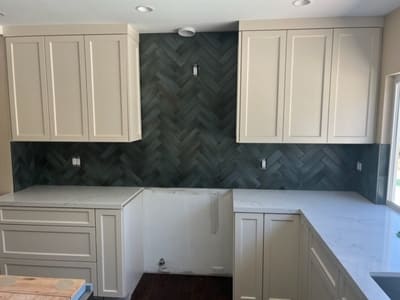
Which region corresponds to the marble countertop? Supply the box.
[0,185,144,209]
[233,189,400,300]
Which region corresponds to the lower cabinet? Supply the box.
[0,198,144,299]
[299,216,310,300]
[234,213,263,300]
[234,213,300,300]
[0,259,97,295]
[304,219,364,300]
[234,213,365,300]
[308,253,337,300]
[340,274,365,300]
[263,214,299,300]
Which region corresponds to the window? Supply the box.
[388,75,400,207]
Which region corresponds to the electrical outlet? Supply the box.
[356,161,362,172]
[72,157,81,167]
[260,158,267,170]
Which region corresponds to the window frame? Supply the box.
[387,75,400,207]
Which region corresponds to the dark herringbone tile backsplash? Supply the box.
[12,32,365,192]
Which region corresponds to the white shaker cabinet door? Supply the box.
[263,214,300,300]
[45,36,89,141]
[234,213,263,300]
[6,37,50,141]
[340,275,365,300]
[237,31,286,143]
[85,35,129,141]
[283,29,333,143]
[308,252,337,300]
[96,209,123,297]
[328,28,381,143]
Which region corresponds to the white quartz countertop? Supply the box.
[233,189,400,300]
[0,185,144,209]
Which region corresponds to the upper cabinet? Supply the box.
[85,35,129,141]
[283,29,332,143]
[45,36,88,141]
[6,37,50,141]
[4,25,142,142]
[328,28,381,143]
[236,17,383,144]
[237,31,286,143]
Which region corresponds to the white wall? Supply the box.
[377,6,400,143]
[143,188,233,276]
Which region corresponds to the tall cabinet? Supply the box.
[236,17,383,144]
[5,24,142,142]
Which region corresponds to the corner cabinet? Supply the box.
[236,19,382,144]
[234,213,366,300]
[5,25,142,142]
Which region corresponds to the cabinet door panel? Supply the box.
[96,209,123,297]
[284,29,332,143]
[0,259,97,295]
[238,31,286,143]
[234,213,263,300]
[45,36,88,141]
[263,214,299,300]
[6,37,50,140]
[340,275,365,300]
[85,35,129,141]
[0,225,96,262]
[308,252,337,300]
[328,28,381,143]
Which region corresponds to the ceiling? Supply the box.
[0,0,399,33]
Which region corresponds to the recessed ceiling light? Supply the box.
[292,0,311,6]
[135,5,154,13]
[177,27,196,38]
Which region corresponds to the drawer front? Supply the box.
[0,258,97,296]
[310,233,340,291]
[0,207,95,227]
[0,225,96,262]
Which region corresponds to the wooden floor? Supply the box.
[131,273,232,300]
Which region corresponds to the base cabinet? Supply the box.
[0,259,97,295]
[308,254,337,300]
[234,213,263,300]
[235,213,366,300]
[0,195,144,299]
[263,214,299,300]
[234,213,300,300]
[303,220,365,300]
[340,275,365,300]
